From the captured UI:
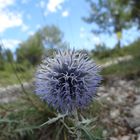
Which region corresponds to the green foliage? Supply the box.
[91,44,111,59]
[91,38,140,63]
[16,32,44,66]
[83,0,140,48]
[84,0,131,32]
[122,39,140,57]
[81,126,103,140]
[4,49,14,63]
[131,0,140,28]
[0,46,5,70]
[0,64,34,86]
[16,25,67,66]
[41,25,68,57]
[41,25,64,48]
[91,38,140,77]
[102,56,140,77]
[0,47,14,70]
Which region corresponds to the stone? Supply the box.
[107,97,113,102]
[134,96,140,105]
[131,104,140,118]
[120,135,130,140]
[137,134,140,140]
[118,80,126,86]
[135,126,140,133]
[135,88,140,94]
[110,109,120,119]
[102,130,108,137]
[126,118,140,129]
[110,87,116,95]
[109,137,118,140]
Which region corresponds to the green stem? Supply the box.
[74,110,81,140]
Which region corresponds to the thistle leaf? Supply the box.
[40,113,67,127]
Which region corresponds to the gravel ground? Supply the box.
[97,78,140,140]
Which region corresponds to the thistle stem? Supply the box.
[74,110,81,140]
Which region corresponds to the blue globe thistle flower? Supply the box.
[35,50,102,113]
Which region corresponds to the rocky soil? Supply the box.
[97,78,140,140]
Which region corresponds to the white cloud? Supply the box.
[38,0,66,16]
[0,11,23,33]
[62,10,69,17]
[2,39,21,49]
[0,0,15,9]
[47,0,65,12]
[0,0,27,33]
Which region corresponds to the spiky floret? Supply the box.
[35,50,102,113]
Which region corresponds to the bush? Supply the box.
[95,38,140,61]
[91,45,111,59]
[15,64,27,72]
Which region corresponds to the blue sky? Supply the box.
[0,0,140,52]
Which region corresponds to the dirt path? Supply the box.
[0,82,32,103]
[101,55,133,68]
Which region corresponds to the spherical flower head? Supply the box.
[35,49,102,113]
